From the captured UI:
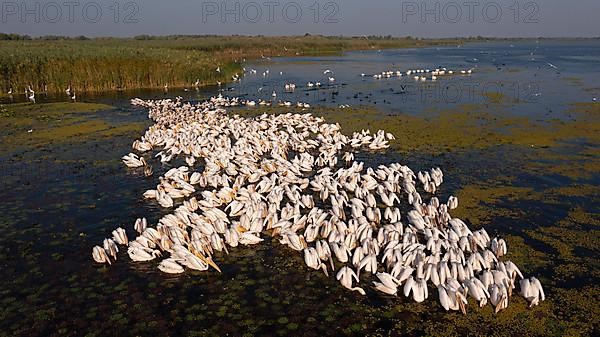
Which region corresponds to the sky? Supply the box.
[1,0,599,38]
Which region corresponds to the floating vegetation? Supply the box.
[451,182,536,226]
[0,102,147,155]
[301,102,600,155]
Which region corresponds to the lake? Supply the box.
[1,40,598,336]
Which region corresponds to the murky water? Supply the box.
[1,40,599,336]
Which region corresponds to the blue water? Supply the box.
[222,39,600,118]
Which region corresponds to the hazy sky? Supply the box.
[1,0,598,37]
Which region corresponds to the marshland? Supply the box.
[0,35,460,95]
[0,37,599,337]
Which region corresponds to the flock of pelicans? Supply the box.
[92,95,545,314]
[364,67,472,81]
[220,66,475,108]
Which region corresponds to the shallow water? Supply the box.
[1,40,599,336]
[232,40,600,118]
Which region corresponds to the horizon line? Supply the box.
[2,33,599,40]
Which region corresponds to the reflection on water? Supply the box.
[1,40,599,336]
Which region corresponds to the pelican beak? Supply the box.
[494,295,505,313]
[194,251,222,273]
[205,256,222,273]
[459,299,466,315]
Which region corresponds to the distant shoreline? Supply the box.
[1,33,599,40]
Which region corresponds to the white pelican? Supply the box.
[103,238,119,260]
[438,284,468,314]
[490,283,509,312]
[239,232,263,245]
[303,247,328,276]
[404,276,428,302]
[112,228,128,245]
[92,246,111,264]
[373,272,400,295]
[122,153,145,168]
[336,266,365,295]
[519,277,545,307]
[158,258,184,274]
[134,217,147,234]
[491,237,507,257]
[127,246,161,262]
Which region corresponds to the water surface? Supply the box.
[1,40,599,336]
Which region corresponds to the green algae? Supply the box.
[0,102,146,155]
[0,102,112,119]
[501,234,551,275]
[558,207,600,228]
[482,91,509,104]
[544,185,600,201]
[551,286,600,337]
[521,204,600,282]
[253,104,480,153]
[519,145,600,181]
[451,182,537,226]
[311,101,600,154]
